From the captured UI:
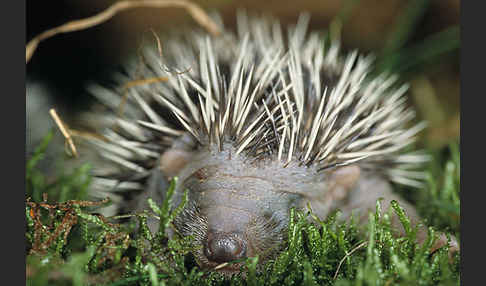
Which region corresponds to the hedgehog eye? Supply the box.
[262,211,274,222]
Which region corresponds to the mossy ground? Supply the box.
[25,132,460,286]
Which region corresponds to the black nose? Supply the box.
[204,233,247,263]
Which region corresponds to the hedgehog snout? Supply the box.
[204,232,247,263]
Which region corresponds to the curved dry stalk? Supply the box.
[26,0,222,63]
[49,108,78,157]
[333,241,368,279]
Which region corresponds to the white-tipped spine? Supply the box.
[87,13,427,189]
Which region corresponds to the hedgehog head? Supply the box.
[163,137,366,273]
[168,141,323,272]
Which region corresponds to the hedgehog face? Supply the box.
[173,195,295,274]
[170,145,304,274]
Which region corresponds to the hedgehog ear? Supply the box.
[328,164,361,193]
[302,165,361,219]
[159,148,194,178]
[159,133,197,178]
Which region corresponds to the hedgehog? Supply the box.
[78,13,458,274]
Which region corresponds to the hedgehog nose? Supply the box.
[204,233,247,263]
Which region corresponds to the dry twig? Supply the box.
[333,241,368,279]
[26,0,221,63]
[49,108,78,157]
